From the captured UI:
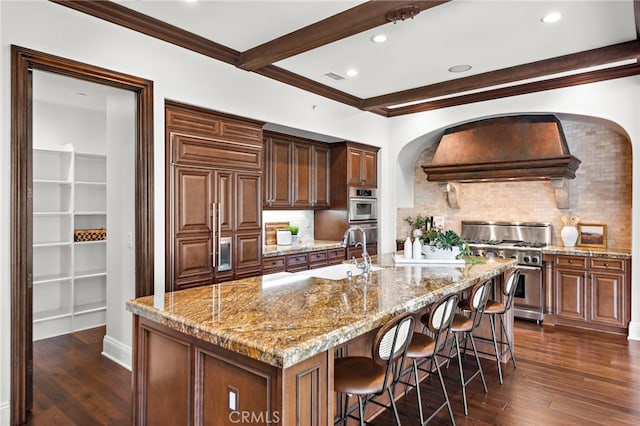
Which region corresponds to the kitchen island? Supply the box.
[126,254,516,425]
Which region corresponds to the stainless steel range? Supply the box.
[461,221,552,323]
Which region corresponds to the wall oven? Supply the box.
[348,188,377,221]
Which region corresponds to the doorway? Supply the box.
[10,46,154,425]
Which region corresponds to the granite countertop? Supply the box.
[543,245,631,259]
[126,254,516,369]
[263,240,343,258]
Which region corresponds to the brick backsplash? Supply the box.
[397,118,632,249]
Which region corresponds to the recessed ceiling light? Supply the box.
[346,69,358,77]
[448,64,472,73]
[371,34,388,43]
[75,92,87,97]
[541,12,562,24]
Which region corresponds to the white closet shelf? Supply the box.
[74,240,107,246]
[33,273,73,284]
[33,241,72,248]
[74,269,107,279]
[33,211,72,216]
[33,179,72,185]
[74,211,107,215]
[75,181,106,186]
[74,303,106,315]
[33,308,72,322]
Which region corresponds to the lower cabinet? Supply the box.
[553,254,630,333]
[133,316,328,426]
[262,247,347,274]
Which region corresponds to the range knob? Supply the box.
[523,255,531,263]
[531,256,540,264]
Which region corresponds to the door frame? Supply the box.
[10,45,155,425]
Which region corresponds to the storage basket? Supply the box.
[74,228,106,242]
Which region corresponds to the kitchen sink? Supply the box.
[301,263,383,280]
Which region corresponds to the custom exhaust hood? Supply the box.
[422,115,581,182]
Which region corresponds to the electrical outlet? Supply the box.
[228,388,238,411]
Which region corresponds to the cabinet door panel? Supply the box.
[590,272,625,327]
[173,236,214,290]
[268,138,292,208]
[235,231,262,271]
[555,269,587,322]
[292,142,312,208]
[347,148,363,186]
[362,150,377,188]
[312,144,331,208]
[172,134,262,170]
[174,167,212,234]
[215,170,234,233]
[172,166,214,290]
[236,172,261,230]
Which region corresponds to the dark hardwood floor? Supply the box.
[27,322,640,425]
[28,326,131,425]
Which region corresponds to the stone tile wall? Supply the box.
[263,210,315,244]
[397,118,632,249]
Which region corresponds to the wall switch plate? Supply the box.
[228,387,238,411]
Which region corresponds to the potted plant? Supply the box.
[286,225,299,244]
[420,228,470,260]
[404,214,427,237]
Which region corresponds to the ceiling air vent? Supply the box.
[323,72,345,81]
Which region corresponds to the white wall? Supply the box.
[105,89,136,369]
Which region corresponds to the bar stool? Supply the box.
[334,312,415,426]
[478,269,521,384]
[450,279,492,416]
[401,292,458,425]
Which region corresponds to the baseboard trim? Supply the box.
[1,400,9,426]
[628,321,640,341]
[102,334,132,371]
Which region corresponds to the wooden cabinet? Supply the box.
[347,144,378,188]
[262,247,346,273]
[286,253,309,273]
[263,131,330,209]
[166,102,264,291]
[553,254,630,333]
[263,256,286,275]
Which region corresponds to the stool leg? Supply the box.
[412,359,426,425]
[388,387,402,426]
[434,355,456,425]
[489,314,504,384]
[453,332,469,416]
[469,333,488,393]
[500,314,517,368]
[342,394,350,426]
[357,395,365,426]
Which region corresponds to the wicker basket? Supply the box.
[74,228,106,242]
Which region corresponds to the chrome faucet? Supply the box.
[341,225,372,274]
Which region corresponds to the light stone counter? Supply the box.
[126,254,515,368]
[543,245,631,259]
[262,239,343,258]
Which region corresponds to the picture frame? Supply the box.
[577,223,607,248]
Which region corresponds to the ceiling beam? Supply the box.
[386,63,640,117]
[362,40,640,110]
[236,0,449,71]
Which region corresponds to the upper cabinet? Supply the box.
[347,144,378,188]
[263,131,330,210]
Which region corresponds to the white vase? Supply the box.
[561,225,579,247]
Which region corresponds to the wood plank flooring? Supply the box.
[26,322,640,425]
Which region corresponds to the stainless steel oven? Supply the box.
[345,221,378,246]
[513,265,543,323]
[348,188,377,221]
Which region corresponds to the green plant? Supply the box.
[403,214,427,230]
[286,225,299,235]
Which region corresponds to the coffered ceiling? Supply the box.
[54,0,640,117]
